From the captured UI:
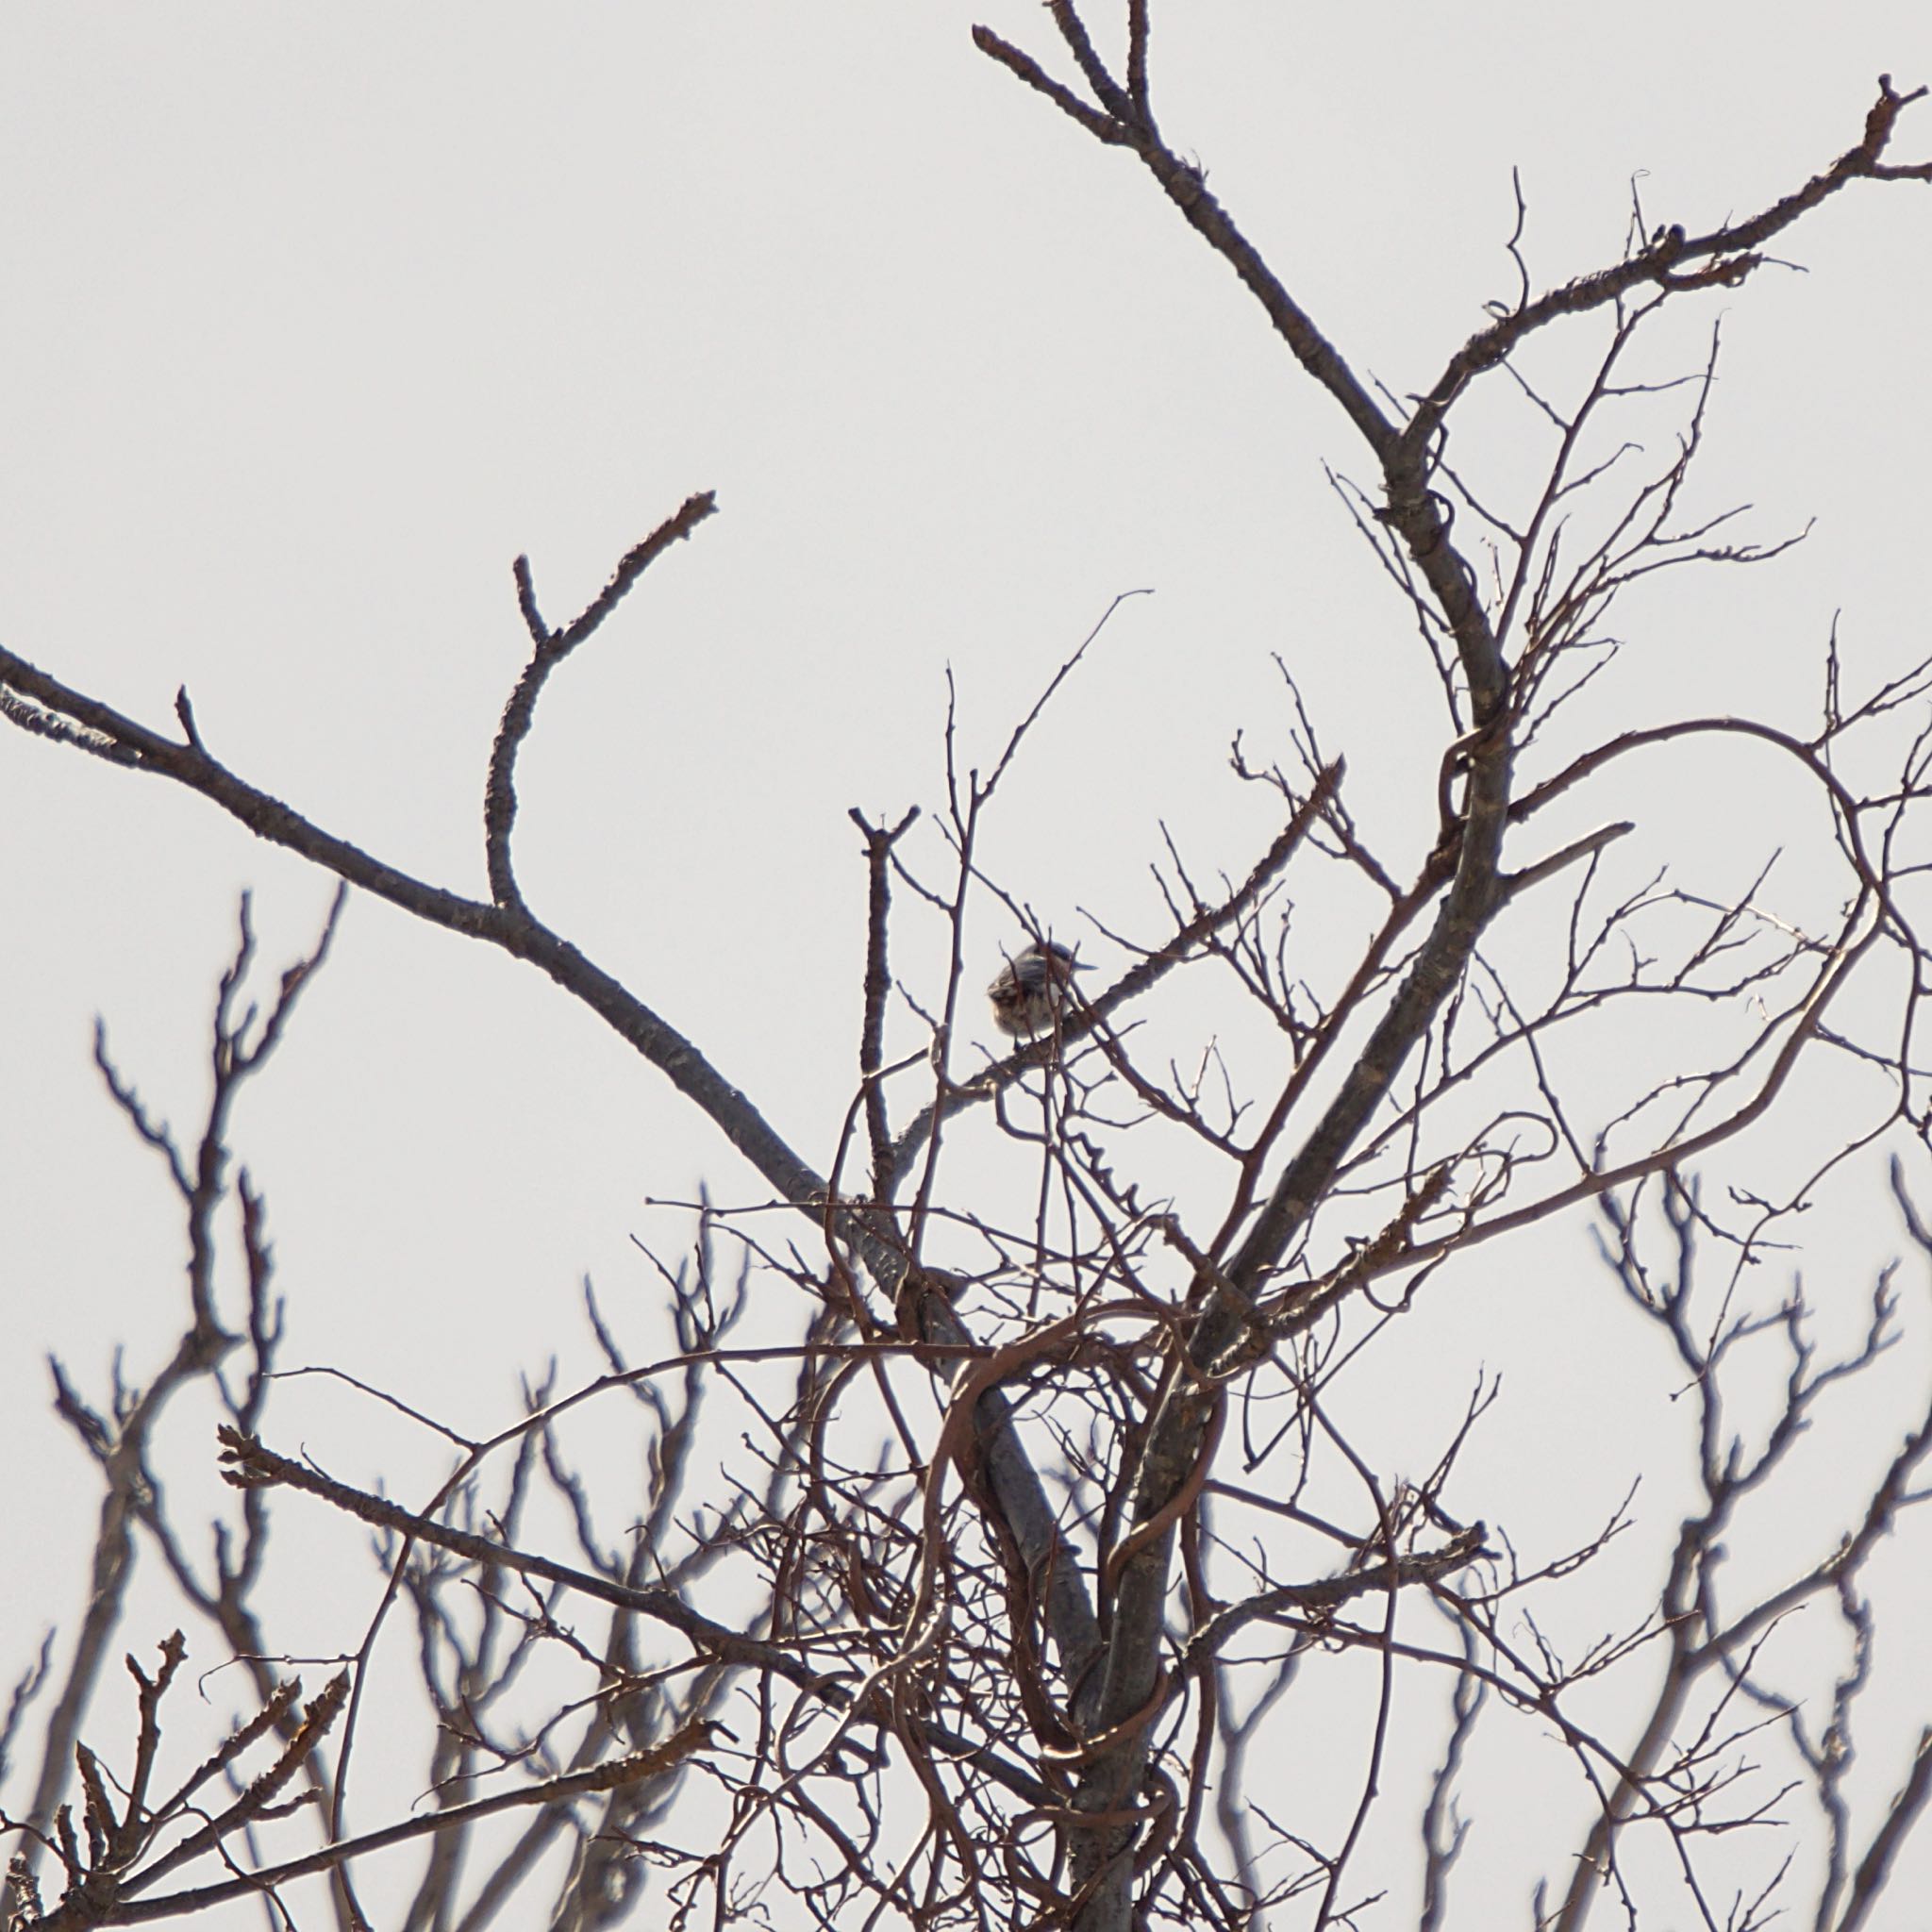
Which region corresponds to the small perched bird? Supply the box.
[988,941,1087,1038]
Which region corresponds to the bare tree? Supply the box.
[5,9,1932,1931]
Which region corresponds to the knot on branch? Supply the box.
[215,1425,285,1491]
[1647,222,1688,266]
[1862,72,1929,157]
[1661,253,1761,291]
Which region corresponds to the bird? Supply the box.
[987,940,1088,1038]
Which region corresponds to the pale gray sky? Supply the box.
[4,4,1932,1923]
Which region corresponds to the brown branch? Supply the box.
[5,901,341,1926]
[1398,76,1932,463]
[485,491,716,908]
[974,22,1398,464]
[887,763,1341,1185]
[973,21,1520,1921]
[215,1427,844,1691]
[850,806,920,1197]
[34,1721,728,1930]
[1838,1730,1932,1932]
[1184,1528,1489,1671]
[209,1428,1058,1815]
[0,636,825,1216]
[121,1674,346,1897]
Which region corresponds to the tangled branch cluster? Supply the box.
[5,10,1932,1932]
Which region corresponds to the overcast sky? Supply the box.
[4,4,1932,1923]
